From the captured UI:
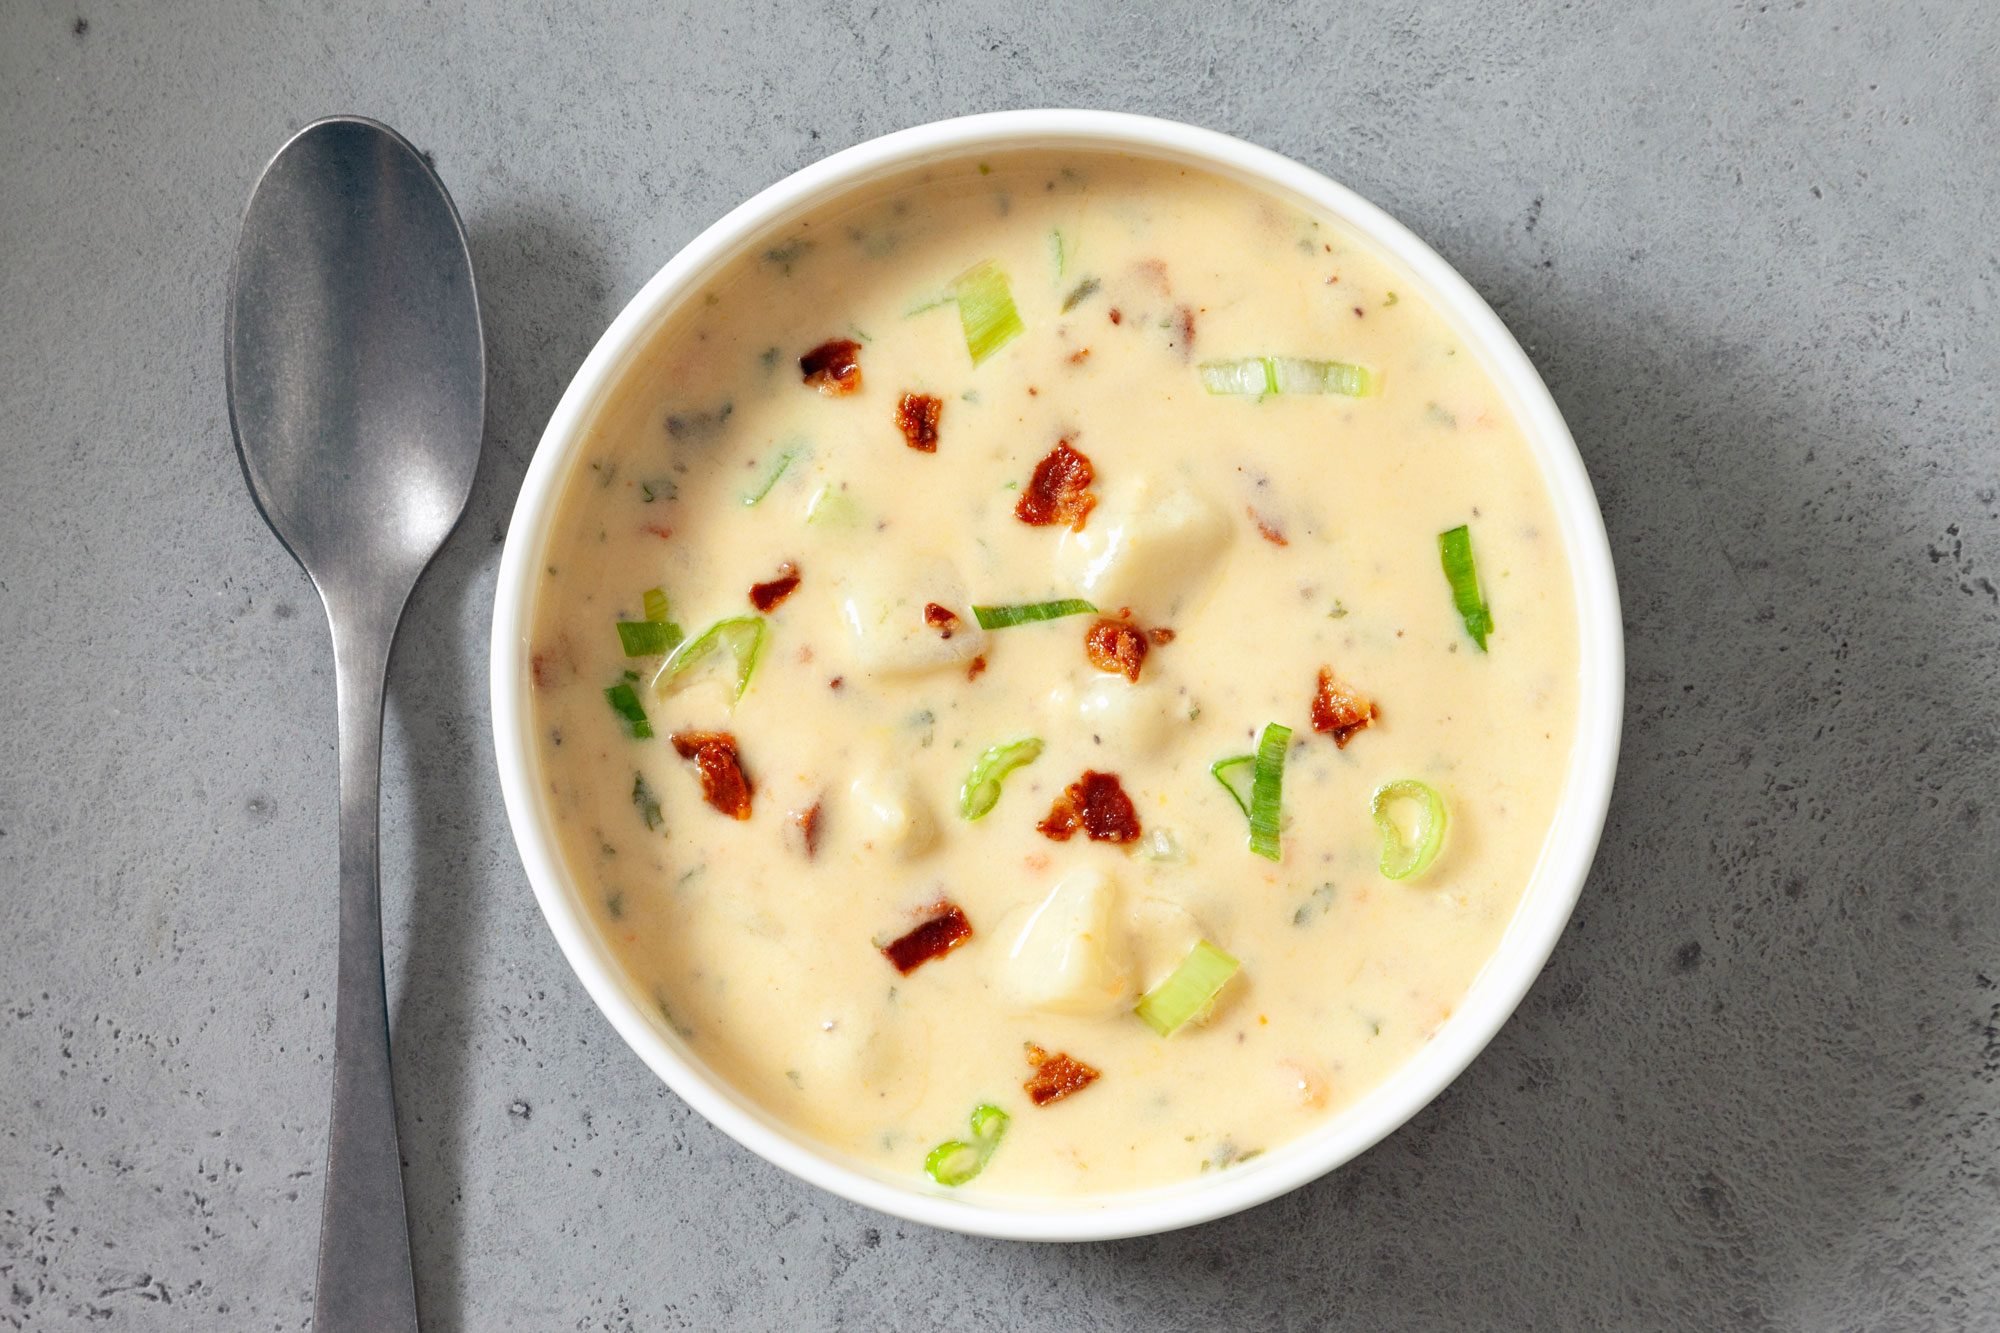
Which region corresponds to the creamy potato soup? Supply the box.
[529,152,1578,1197]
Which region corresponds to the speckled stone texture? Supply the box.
[3,0,1997,1327]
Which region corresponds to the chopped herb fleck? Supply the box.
[762,237,814,274]
[633,771,664,831]
[1060,277,1101,313]
[655,994,693,1039]
[1292,883,1336,926]
[664,402,733,439]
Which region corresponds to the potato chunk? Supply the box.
[836,553,988,675]
[997,867,1134,1018]
[848,768,939,860]
[1045,675,1187,759]
[1126,896,1205,994]
[1058,477,1230,621]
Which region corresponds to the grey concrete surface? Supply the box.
[3,1,1996,1328]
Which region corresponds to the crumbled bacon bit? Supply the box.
[1353,306,1366,318]
[966,655,987,681]
[669,731,754,820]
[530,636,576,687]
[880,902,973,975]
[1108,307,1123,325]
[1067,347,1091,364]
[895,392,942,451]
[1147,627,1176,646]
[643,523,674,540]
[749,562,801,612]
[1084,618,1149,683]
[1173,304,1196,357]
[1249,508,1289,546]
[1014,439,1096,531]
[800,338,862,395]
[829,676,844,690]
[923,602,960,638]
[1310,667,1379,748]
[793,801,823,858]
[1037,771,1141,844]
[1024,1043,1101,1106]
[669,729,734,759]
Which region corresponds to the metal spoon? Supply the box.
[226,116,484,1331]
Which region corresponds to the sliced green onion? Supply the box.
[1438,524,1493,650]
[959,738,1044,819]
[1136,827,1186,864]
[1198,356,1376,398]
[652,616,765,702]
[1209,754,1255,818]
[616,587,684,656]
[1247,723,1291,861]
[741,448,799,506]
[805,485,861,527]
[924,1103,1010,1187]
[947,261,1025,366]
[1372,779,1447,880]
[616,620,677,656]
[969,1103,1009,1145]
[1135,940,1240,1037]
[604,682,652,739]
[970,598,1095,630]
[1271,357,1374,395]
[924,1140,984,1188]
[1200,358,1277,396]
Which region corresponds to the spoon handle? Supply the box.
[315,612,419,1331]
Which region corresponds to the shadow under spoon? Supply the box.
[225,115,485,1331]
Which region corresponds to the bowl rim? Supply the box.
[490,108,1624,1242]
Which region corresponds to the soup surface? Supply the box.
[528,152,1578,1197]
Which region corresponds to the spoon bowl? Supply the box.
[229,117,483,603]
[227,115,484,1330]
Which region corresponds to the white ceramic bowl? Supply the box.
[491,109,1623,1241]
